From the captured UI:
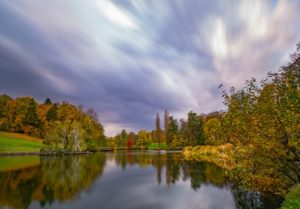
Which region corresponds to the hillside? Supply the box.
[0,132,42,153]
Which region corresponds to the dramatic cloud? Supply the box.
[0,0,299,135]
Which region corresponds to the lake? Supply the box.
[0,151,283,209]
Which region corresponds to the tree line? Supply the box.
[107,109,207,150]
[0,96,105,152]
[108,110,211,149]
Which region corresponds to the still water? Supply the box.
[0,152,282,209]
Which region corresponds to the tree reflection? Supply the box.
[112,151,282,209]
[0,153,106,209]
[0,152,282,209]
[112,151,231,190]
[231,186,283,209]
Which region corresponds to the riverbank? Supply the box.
[0,148,182,156]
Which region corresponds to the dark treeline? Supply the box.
[0,96,105,152]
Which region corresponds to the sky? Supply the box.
[0,0,299,136]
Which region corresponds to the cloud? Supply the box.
[0,0,299,136]
[95,0,138,29]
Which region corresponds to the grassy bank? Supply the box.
[0,132,43,153]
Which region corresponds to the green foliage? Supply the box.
[117,129,127,147]
[281,185,300,209]
[147,143,168,150]
[107,137,116,149]
[136,130,151,148]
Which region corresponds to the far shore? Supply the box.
[0,148,183,156]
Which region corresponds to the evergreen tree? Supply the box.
[187,111,205,146]
[44,98,52,105]
[179,119,188,141]
[168,116,179,145]
[46,105,58,121]
[155,112,161,148]
[24,99,40,127]
[164,109,169,143]
[120,129,127,147]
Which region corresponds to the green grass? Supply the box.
[281,184,300,209]
[147,143,168,150]
[0,132,43,153]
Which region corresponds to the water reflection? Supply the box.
[0,154,106,209]
[0,151,282,209]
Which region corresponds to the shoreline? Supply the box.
[0,149,183,156]
[0,151,92,156]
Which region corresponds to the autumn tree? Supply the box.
[220,43,300,191]
[204,118,222,145]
